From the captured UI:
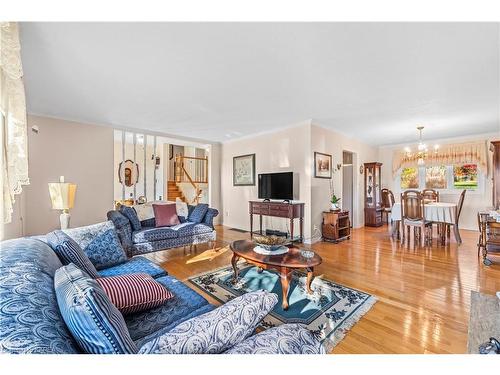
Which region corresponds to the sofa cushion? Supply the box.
[188,203,209,224]
[138,290,278,354]
[172,222,213,237]
[119,206,142,231]
[153,203,180,227]
[98,256,167,279]
[125,275,210,342]
[224,323,326,354]
[63,221,128,270]
[0,239,80,354]
[54,264,138,354]
[46,230,100,279]
[132,227,178,244]
[96,273,173,315]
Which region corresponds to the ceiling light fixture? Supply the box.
[404,126,439,166]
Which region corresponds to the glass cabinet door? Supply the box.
[366,165,374,207]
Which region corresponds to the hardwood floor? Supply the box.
[143,224,500,354]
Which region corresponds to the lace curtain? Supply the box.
[392,141,489,176]
[1,22,29,224]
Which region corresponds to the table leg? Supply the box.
[391,220,399,238]
[306,267,314,294]
[280,268,291,310]
[231,254,240,283]
[259,215,263,235]
[250,213,253,239]
[299,216,304,243]
[290,218,294,242]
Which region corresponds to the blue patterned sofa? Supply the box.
[0,236,325,354]
[107,204,219,257]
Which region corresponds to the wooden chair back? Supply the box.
[401,190,425,222]
[422,189,439,202]
[456,190,466,223]
[381,188,396,209]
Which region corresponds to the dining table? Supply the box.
[390,201,459,243]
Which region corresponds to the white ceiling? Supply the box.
[20,22,500,145]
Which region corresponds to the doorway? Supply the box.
[342,151,354,226]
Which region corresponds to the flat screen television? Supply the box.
[258,172,293,200]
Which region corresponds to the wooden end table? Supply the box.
[230,239,323,310]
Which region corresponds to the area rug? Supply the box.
[188,264,377,352]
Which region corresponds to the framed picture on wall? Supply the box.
[233,154,256,186]
[314,152,332,179]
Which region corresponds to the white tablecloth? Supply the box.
[390,202,457,224]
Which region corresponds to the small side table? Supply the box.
[322,210,351,243]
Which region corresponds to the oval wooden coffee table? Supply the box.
[230,239,323,310]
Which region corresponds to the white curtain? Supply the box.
[1,22,29,224]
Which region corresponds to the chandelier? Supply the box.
[404,126,439,166]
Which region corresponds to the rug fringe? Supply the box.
[322,296,378,353]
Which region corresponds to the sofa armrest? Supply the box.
[224,323,326,354]
[107,210,133,254]
[138,290,277,354]
[203,208,219,229]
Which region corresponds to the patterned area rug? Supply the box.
[188,264,377,352]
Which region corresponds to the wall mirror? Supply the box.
[118,159,139,187]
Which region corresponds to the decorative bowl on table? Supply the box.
[253,234,289,251]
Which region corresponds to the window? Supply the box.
[425,166,447,189]
[400,167,419,189]
[453,164,478,190]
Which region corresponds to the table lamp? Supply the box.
[48,176,76,229]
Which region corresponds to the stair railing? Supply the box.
[174,155,208,204]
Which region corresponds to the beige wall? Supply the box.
[221,122,312,239]
[22,115,114,236]
[378,133,499,231]
[310,124,379,235]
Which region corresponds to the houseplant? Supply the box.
[330,193,341,211]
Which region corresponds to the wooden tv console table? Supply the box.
[249,201,305,243]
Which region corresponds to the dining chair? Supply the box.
[446,190,466,244]
[381,188,395,225]
[482,220,500,266]
[400,190,433,247]
[477,212,489,257]
[422,188,440,202]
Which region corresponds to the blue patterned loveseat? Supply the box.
[0,235,325,354]
[107,204,219,257]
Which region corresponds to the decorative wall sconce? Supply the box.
[336,163,342,171]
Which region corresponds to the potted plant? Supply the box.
[330,193,341,211]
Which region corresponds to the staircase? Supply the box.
[167,181,185,202]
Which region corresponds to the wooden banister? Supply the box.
[174,155,208,204]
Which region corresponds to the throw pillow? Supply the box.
[153,203,180,227]
[175,198,189,222]
[138,290,278,354]
[187,203,209,224]
[54,264,138,354]
[46,230,100,279]
[96,273,173,315]
[119,205,142,231]
[63,221,127,270]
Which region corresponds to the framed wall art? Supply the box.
[314,152,332,179]
[233,154,256,186]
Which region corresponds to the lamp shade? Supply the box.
[48,182,76,210]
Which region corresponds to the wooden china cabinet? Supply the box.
[364,162,383,227]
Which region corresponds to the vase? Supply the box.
[331,203,339,211]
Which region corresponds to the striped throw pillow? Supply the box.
[96,273,173,315]
[54,264,138,354]
[47,230,100,279]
